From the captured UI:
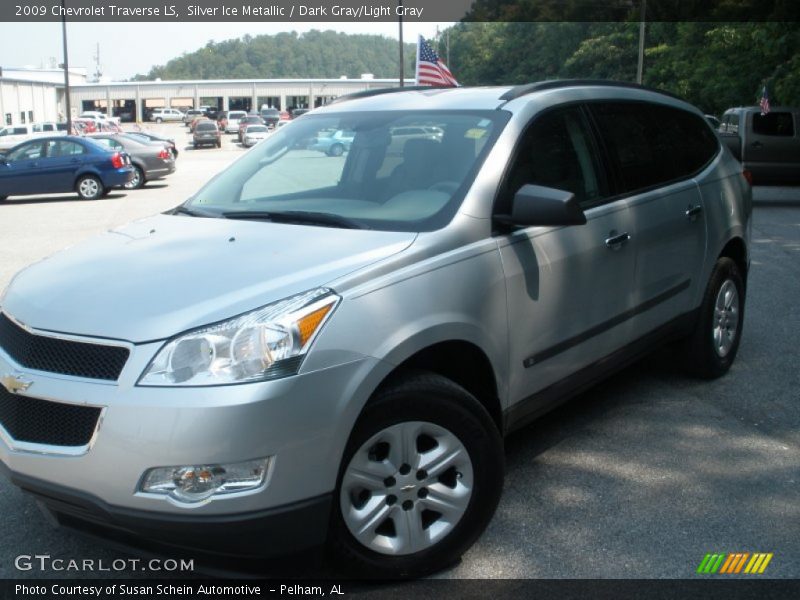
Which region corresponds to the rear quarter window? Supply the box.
[590,101,719,194]
[752,112,795,136]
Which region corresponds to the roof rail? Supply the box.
[499,79,686,103]
[328,85,442,105]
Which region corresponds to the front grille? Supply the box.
[0,313,129,381]
[0,386,102,446]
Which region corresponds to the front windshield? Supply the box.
[187,110,508,231]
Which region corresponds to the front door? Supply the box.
[497,105,638,412]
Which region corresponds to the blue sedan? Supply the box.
[0,136,134,201]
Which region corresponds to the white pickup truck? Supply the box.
[0,122,65,151]
[79,111,122,126]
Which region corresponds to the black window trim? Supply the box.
[584,99,722,202]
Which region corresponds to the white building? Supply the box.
[0,69,412,126]
[0,66,87,126]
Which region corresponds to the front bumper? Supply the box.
[2,464,331,558]
[0,338,378,516]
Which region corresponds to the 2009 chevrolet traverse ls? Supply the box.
[0,81,751,577]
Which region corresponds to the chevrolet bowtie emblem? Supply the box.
[0,374,32,394]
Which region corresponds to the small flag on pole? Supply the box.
[415,36,458,87]
[759,85,771,115]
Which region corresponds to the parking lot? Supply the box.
[0,124,798,579]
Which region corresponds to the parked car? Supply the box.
[0,122,65,151]
[237,115,265,143]
[705,114,721,129]
[124,131,179,158]
[192,120,222,149]
[307,129,355,156]
[242,124,269,147]
[225,110,247,134]
[88,133,175,189]
[387,125,444,154]
[79,111,121,126]
[183,109,206,125]
[717,106,800,184]
[260,107,281,128]
[0,135,133,200]
[0,81,751,578]
[149,108,184,123]
[290,108,310,118]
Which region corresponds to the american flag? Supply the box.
[415,36,458,87]
[760,85,771,115]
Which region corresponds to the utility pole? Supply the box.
[636,0,647,84]
[398,0,404,87]
[61,0,72,132]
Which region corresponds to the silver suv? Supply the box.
[0,81,751,577]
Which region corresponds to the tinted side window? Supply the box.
[500,106,606,213]
[752,112,795,137]
[590,102,717,194]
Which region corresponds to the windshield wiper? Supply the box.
[168,205,219,218]
[221,210,369,230]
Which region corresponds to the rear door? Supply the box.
[588,101,716,334]
[40,139,88,193]
[498,105,638,412]
[745,110,800,183]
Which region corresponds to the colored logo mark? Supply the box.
[697,553,773,575]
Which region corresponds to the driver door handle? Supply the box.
[605,232,631,250]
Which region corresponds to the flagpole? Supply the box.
[415,35,421,86]
[398,0,404,87]
[636,0,646,84]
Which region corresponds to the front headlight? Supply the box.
[138,288,339,386]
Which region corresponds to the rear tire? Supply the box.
[76,175,104,200]
[684,257,745,378]
[124,166,145,190]
[329,371,503,579]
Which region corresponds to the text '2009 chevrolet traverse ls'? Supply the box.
[0,81,751,578]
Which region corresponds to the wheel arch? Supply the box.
[719,236,748,284]
[369,339,503,436]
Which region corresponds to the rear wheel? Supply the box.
[330,371,503,578]
[76,175,104,200]
[124,166,145,190]
[684,257,745,378]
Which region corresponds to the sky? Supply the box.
[0,22,454,80]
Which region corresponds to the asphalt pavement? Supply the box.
[0,130,798,579]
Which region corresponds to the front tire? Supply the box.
[76,175,104,200]
[328,143,344,157]
[156,117,163,123]
[330,371,503,578]
[684,257,745,378]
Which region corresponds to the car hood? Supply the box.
[2,214,416,343]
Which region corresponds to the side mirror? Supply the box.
[497,184,587,228]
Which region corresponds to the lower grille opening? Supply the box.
[0,387,101,446]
